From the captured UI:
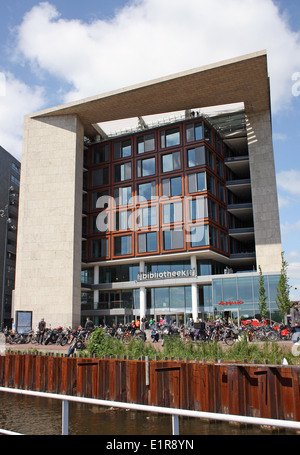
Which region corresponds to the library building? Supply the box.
[13,51,282,331]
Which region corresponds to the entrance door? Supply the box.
[223,309,240,324]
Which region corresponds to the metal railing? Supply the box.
[1,386,300,436]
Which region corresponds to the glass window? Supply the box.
[113,139,132,159]
[267,275,280,304]
[253,276,260,306]
[185,286,192,312]
[186,122,203,142]
[161,151,181,173]
[137,181,156,202]
[161,176,182,197]
[136,206,157,228]
[91,238,109,258]
[93,143,109,164]
[188,172,206,193]
[92,167,109,187]
[12,162,21,174]
[223,277,238,302]
[237,277,254,305]
[137,157,156,177]
[155,287,169,309]
[219,206,227,228]
[114,162,132,182]
[216,157,224,178]
[189,197,207,221]
[207,173,216,195]
[137,133,155,154]
[98,265,139,283]
[208,199,217,222]
[197,260,212,276]
[137,232,158,253]
[217,181,226,203]
[206,148,215,170]
[133,288,140,309]
[203,123,213,144]
[163,201,183,224]
[114,235,132,256]
[91,190,110,210]
[215,135,223,155]
[190,225,209,248]
[187,146,205,168]
[114,209,133,231]
[220,231,228,253]
[209,226,219,248]
[163,229,184,250]
[11,175,20,186]
[161,127,180,148]
[113,186,132,206]
[212,279,223,305]
[170,287,185,310]
[91,213,109,234]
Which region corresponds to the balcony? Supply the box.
[228,226,254,242]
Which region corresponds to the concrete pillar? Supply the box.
[14,114,84,329]
[246,111,282,272]
[139,261,146,319]
[190,255,197,274]
[140,286,146,320]
[191,283,198,321]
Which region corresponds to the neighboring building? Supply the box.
[0,146,20,329]
[14,51,282,330]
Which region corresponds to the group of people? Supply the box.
[36,317,95,344]
[36,302,300,345]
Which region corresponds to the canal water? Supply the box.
[0,391,296,436]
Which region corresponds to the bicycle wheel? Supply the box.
[266,330,278,341]
[121,334,130,344]
[31,334,39,344]
[224,335,235,346]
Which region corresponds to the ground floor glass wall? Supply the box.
[81,273,282,325]
[212,275,281,321]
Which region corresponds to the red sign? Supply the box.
[218,300,244,306]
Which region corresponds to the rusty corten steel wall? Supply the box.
[0,353,300,421]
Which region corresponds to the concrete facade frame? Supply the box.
[14,50,281,329]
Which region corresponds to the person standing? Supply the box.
[85,318,94,331]
[291,302,300,343]
[38,318,46,344]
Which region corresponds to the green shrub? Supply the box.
[87,328,299,364]
[87,328,125,358]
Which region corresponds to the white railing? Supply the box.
[1,386,300,436]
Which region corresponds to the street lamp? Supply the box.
[0,186,17,330]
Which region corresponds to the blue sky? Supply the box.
[0,0,300,298]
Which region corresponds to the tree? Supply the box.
[276,252,291,322]
[258,265,268,320]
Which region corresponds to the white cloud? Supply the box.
[273,133,288,141]
[287,262,300,298]
[277,170,300,196]
[0,72,45,161]
[281,220,300,235]
[277,194,292,209]
[3,0,300,161]
[12,0,300,111]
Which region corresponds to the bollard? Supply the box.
[145,356,150,386]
